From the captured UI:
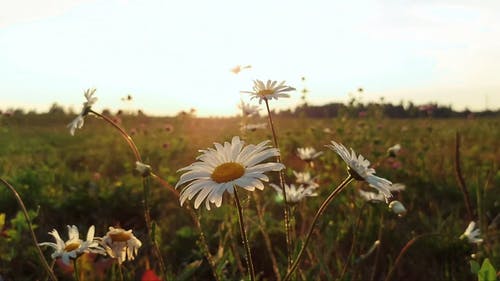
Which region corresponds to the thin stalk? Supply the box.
[264,99,292,269]
[233,187,255,281]
[73,259,80,281]
[339,202,368,280]
[142,176,167,279]
[89,110,141,162]
[118,263,124,281]
[454,132,473,221]
[284,176,354,281]
[369,212,385,281]
[0,178,57,281]
[254,193,281,281]
[384,233,440,281]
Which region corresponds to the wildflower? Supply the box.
[164,123,174,133]
[270,183,317,203]
[297,147,323,162]
[136,161,152,177]
[67,88,97,136]
[358,189,385,202]
[326,141,393,201]
[101,227,142,264]
[387,144,401,157]
[240,123,267,132]
[389,200,407,216]
[175,136,285,210]
[460,221,483,244]
[39,225,105,265]
[293,171,319,188]
[241,79,295,104]
[238,100,260,117]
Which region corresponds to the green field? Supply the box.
[0,112,499,281]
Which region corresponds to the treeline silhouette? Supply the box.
[277,101,499,118]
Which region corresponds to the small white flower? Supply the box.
[326,141,393,201]
[101,227,142,264]
[241,79,295,104]
[387,144,401,157]
[293,171,319,188]
[359,189,386,202]
[297,147,323,162]
[241,123,267,132]
[39,225,105,265]
[67,88,97,136]
[460,221,483,244]
[238,100,260,117]
[389,200,407,216]
[176,136,285,210]
[135,161,152,177]
[270,183,317,203]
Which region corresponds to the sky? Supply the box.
[1,0,499,117]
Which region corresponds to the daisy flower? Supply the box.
[39,225,105,265]
[358,189,385,202]
[241,79,295,104]
[175,136,285,210]
[270,183,318,203]
[136,161,152,177]
[67,88,97,136]
[293,171,319,188]
[101,227,142,264]
[238,100,261,117]
[387,144,401,157]
[297,147,323,162]
[326,141,393,201]
[460,221,483,244]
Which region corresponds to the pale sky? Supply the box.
[1,0,499,116]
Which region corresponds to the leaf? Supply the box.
[470,260,480,274]
[0,213,5,230]
[478,258,497,281]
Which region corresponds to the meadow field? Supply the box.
[0,108,499,280]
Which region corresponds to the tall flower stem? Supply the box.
[253,193,282,281]
[89,110,218,280]
[283,176,354,281]
[454,132,474,221]
[0,178,58,281]
[233,187,255,281]
[73,259,80,281]
[384,233,440,281]
[339,202,368,280]
[264,99,292,269]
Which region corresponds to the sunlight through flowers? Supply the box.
[175,136,285,210]
[101,227,142,264]
[241,80,295,104]
[326,141,393,201]
[38,225,105,265]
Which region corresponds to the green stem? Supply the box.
[283,176,353,281]
[233,187,255,281]
[118,262,124,281]
[73,259,80,281]
[339,202,368,280]
[264,98,292,269]
[0,178,58,281]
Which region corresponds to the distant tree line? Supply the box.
[277,101,499,119]
[1,101,499,119]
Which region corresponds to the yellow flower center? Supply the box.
[211,162,245,183]
[64,241,81,252]
[257,89,274,97]
[109,231,132,242]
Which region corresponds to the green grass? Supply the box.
[0,112,499,280]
